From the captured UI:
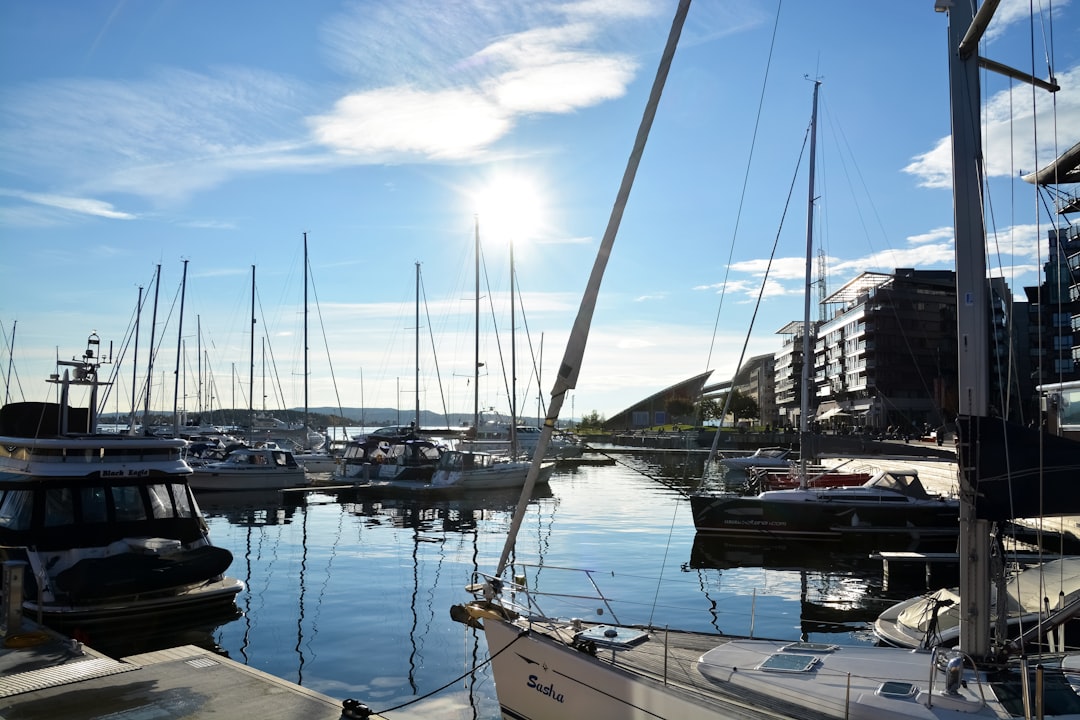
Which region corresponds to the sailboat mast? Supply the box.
[143,264,161,432]
[947,0,992,660]
[128,286,142,432]
[172,259,188,437]
[415,261,421,431]
[474,216,481,435]
[496,0,690,575]
[248,265,255,445]
[2,320,13,406]
[510,239,517,458]
[799,81,820,486]
[304,233,309,442]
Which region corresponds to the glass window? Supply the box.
[80,487,109,523]
[169,484,194,518]
[112,485,147,522]
[147,484,172,519]
[0,489,35,531]
[43,487,75,527]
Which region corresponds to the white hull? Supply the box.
[479,613,1062,719]
[432,460,554,490]
[294,453,338,473]
[189,467,310,491]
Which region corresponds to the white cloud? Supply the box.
[905,64,1080,188]
[0,188,135,219]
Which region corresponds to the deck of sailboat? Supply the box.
[522,620,838,720]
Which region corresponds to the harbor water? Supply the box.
[75,449,953,719]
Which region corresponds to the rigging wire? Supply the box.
[701,0,783,377]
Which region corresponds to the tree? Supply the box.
[664,395,696,424]
[578,410,606,430]
[715,389,759,425]
[729,390,760,424]
[696,398,721,423]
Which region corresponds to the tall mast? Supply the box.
[303,233,310,442]
[510,239,517,458]
[799,80,820,487]
[172,259,188,437]
[496,0,689,575]
[248,265,256,445]
[143,264,161,432]
[3,320,14,405]
[128,287,142,432]
[414,261,421,431]
[474,216,481,435]
[946,0,991,660]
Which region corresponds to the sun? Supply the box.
[470,170,548,245]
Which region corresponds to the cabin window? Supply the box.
[0,489,34,531]
[169,483,194,518]
[80,487,108,523]
[43,487,75,527]
[112,485,147,522]
[147,483,172,519]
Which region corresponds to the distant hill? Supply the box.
[102,407,542,431]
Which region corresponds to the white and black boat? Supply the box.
[0,334,243,631]
[430,449,555,491]
[189,443,311,492]
[448,3,1080,718]
[333,434,443,486]
[716,446,793,472]
[689,468,959,539]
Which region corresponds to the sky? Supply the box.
[1,0,1078,425]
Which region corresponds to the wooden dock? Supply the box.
[0,619,381,719]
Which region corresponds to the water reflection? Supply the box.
[687,532,958,641]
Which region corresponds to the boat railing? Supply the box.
[471,563,624,625]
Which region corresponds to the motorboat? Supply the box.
[745,464,871,492]
[431,449,555,491]
[293,449,340,474]
[190,444,311,491]
[462,422,582,459]
[690,468,959,539]
[333,435,443,485]
[874,556,1080,650]
[717,446,792,471]
[0,334,243,632]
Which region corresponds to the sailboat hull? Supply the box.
[472,609,1052,719]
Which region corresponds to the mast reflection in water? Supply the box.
[86,452,963,718]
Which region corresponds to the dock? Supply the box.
[0,619,380,719]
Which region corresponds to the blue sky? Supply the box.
[1,0,1077,423]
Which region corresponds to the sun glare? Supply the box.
[471,171,548,245]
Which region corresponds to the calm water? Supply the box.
[86,449,948,719]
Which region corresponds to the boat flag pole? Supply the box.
[495,0,691,576]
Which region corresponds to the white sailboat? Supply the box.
[440,218,556,489]
[451,2,1080,718]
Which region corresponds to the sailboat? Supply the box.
[333,263,443,487]
[691,81,959,539]
[450,2,1080,717]
[192,266,310,491]
[434,218,557,490]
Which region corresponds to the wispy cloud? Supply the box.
[0,1,662,212]
[905,65,1080,188]
[0,188,135,219]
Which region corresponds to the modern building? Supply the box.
[603,371,713,430]
[774,319,818,430]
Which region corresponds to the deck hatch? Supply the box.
[575,624,648,649]
[757,653,818,673]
